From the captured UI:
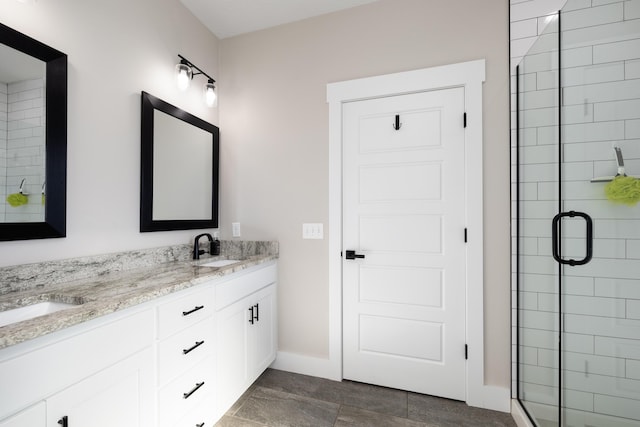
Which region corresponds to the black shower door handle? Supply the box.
[552,211,593,266]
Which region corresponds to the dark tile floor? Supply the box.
[215,369,516,427]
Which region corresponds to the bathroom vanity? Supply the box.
[0,245,277,427]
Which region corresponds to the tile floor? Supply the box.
[215,369,517,427]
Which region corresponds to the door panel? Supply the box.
[343,87,467,400]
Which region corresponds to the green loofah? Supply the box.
[7,193,29,207]
[605,175,640,206]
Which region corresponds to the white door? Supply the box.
[342,87,467,400]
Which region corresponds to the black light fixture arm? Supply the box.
[178,54,216,83]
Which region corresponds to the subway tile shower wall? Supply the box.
[511,0,640,424]
[3,78,45,223]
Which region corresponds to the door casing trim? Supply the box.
[326,60,491,409]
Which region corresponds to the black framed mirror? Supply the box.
[0,22,67,241]
[140,92,219,232]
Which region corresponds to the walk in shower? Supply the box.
[516,1,640,426]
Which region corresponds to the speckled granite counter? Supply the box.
[0,241,278,349]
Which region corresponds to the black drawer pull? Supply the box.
[183,381,205,399]
[249,306,255,324]
[196,423,205,427]
[58,416,68,427]
[183,340,205,355]
[182,305,204,316]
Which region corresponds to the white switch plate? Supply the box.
[302,223,323,239]
[232,222,241,237]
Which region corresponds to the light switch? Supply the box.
[302,223,323,239]
[232,222,241,237]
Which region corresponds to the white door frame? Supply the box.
[327,60,489,408]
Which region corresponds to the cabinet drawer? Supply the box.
[171,398,216,427]
[158,356,214,427]
[157,286,214,340]
[157,317,214,386]
[215,263,277,310]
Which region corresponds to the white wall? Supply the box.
[0,0,219,266]
[219,0,512,388]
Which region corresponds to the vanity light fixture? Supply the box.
[175,54,217,107]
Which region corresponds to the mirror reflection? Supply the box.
[0,44,47,223]
[153,109,213,221]
[0,22,67,242]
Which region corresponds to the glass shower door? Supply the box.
[517,13,562,427]
[517,2,640,426]
[557,1,640,424]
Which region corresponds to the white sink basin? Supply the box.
[199,259,241,268]
[0,301,78,328]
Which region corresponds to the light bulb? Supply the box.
[204,80,217,107]
[175,63,192,91]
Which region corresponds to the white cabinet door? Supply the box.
[216,282,277,415]
[216,295,251,413]
[46,348,153,427]
[249,284,277,380]
[0,402,45,427]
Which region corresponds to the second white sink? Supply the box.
[200,259,241,268]
[0,301,79,328]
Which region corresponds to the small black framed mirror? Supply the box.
[140,92,219,232]
[0,22,67,241]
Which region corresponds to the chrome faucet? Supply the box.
[193,233,214,260]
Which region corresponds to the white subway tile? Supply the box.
[523,364,559,387]
[596,277,640,299]
[565,313,640,339]
[537,125,559,145]
[563,46,594,68]
[563,121,625,143]
[511,0,567,23]
[512,18,540,40]
[627,299,640,319]
[564,61,626,88]
[565,295,626,317]
[520,163,558,182]
[627,359,640,379]
[521,382,558,406]
[594,37,640,63]
[626,0,640,19]
[564,389,594,411]
[563,275,595,296]
[539,348,559,369]
[627,239,640,259]
[521,326,559,350]
[595,99,640,121]
[522,272,557,293]
[594,394,640,420]
[626,118,640,138]
[563,79,640,105]
[565,20,640,51]
[563,3,624,32]
[565,332,595,354]
[627,58,640,78]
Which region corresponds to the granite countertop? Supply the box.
[0,241,278,350]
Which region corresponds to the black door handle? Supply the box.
[58,416,68,427]
[345,250,365,260]
[552,211,593,266]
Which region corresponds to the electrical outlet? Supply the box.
[302,223,323,239]
[232,222,241,237]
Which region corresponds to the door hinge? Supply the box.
[465,344,468,360]
[464,228,468,243]
[463,112,467,128]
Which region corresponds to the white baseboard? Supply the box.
[472,385,511,413]
[270,351,341,381]
[511,399,534,427]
